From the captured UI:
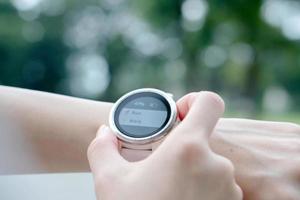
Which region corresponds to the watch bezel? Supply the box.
[109,88,177,145]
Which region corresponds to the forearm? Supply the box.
[0,86,113,174]
[2,85,298,187]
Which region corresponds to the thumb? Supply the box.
[87,125,127,176]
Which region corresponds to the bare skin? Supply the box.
[0,86,110,173]
[88,92,242,200]
[178,93,300,200]
[1,86,300,199]
[213,119,300,200]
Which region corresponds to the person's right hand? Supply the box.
[87,92,242,200]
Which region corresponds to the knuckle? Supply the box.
[197,92,225,112]
[94,174,106,189]
[176,138,208,165]
[87,137,106,158]
[213,156,235,181]
[229,185,243,200]
[235,185,244,200]
[94,173,115,191]
[224,159,235,173]
[216,156,235,174]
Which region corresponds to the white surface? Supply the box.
[0,173,96,200]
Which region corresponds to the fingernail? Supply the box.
[96,125,110,138]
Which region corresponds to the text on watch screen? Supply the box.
[117,96,168,137]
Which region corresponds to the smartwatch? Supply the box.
[109,88,178,161]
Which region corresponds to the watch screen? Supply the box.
[114,92,171,138]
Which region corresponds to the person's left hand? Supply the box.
[177,92,300,200]
[87,92,242,200]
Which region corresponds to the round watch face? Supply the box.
[114,92,171,138]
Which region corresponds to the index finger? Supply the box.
[175,91,225,140]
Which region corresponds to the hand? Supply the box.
[215,119,300,200]
[178,92,300,200]
[87,92,242,200]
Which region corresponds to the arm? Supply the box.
[1,86,300,199]
[0,86,112,174]
[178,93,300,200]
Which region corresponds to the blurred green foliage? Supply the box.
[0,0,299,121]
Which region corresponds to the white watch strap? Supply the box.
[120,139,164,162]
[120,148,151,162]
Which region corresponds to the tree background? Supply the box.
[1,0,300,122]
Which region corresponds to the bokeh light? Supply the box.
[0,0,299,120]
[261,0,300,40]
